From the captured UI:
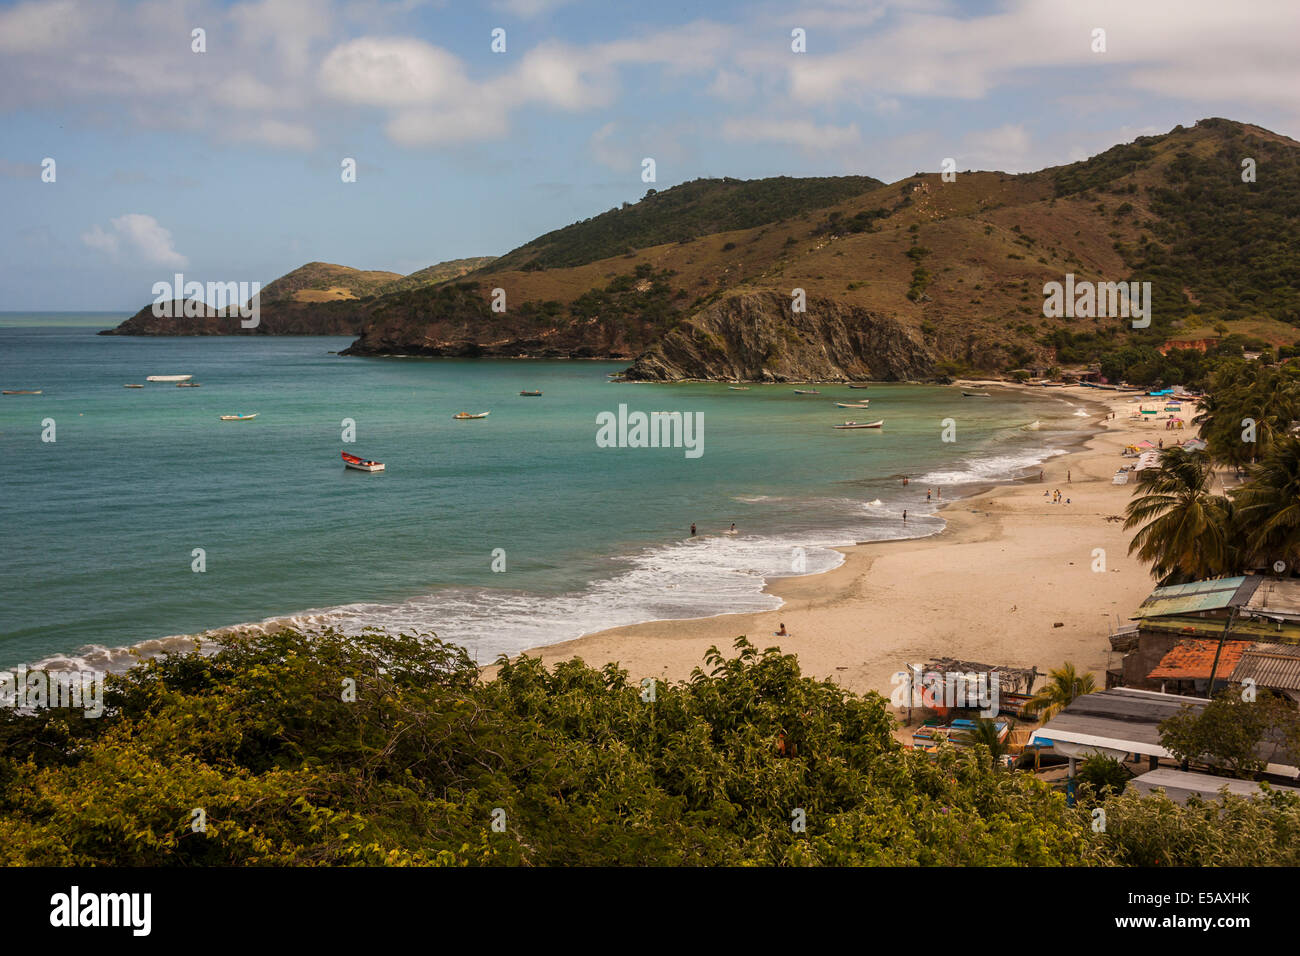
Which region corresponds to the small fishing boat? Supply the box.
[728,386,750,391]
[342,451,385,473]
[147,374,192,382]
[124,384,144,388]
[519,390,542,397]
[847,384,870,389]
[2,390,42,395]
[793,389,820,395]
[833,420,883,429]
[177,382,201,388]
[218,413,258,421]
[453,411,490,420]
[835,401,869,408]
[962,391,990,397]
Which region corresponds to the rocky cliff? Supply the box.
[339,282,645,358]
[623,291,934,381]
[98,299,367,336]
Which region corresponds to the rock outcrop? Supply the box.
[623,291,934,381]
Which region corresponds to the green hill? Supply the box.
[380,257,499,295]
[486,175,885,272]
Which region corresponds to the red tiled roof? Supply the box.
[1148,639,1252,680]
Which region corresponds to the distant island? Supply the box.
[102,119,1300,384]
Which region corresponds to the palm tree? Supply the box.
[1233,434,1300,571]
[1022,663,1096,723]
[1124,447,1236,580]
[958,716,1010,765]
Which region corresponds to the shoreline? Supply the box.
[502,383,1179,703]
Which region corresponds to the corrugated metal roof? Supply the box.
[1244,579,1300,618]
[1132,576,1258,619]
[1131,768,1300,803]
[1032,687,1299,775]
[1148,639,1251,680]
[1230,643,1300,691]
[1030,688,1206,756]
[1138,614,1300,643]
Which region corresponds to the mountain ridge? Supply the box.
[104,119,1300,383]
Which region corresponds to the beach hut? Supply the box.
[1131,768,1300,804]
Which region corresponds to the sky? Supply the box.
[1,0,1298,311]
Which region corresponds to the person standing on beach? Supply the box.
[1067,470,1071,483]
[902,510,908,523]
[690,523,696,537]
[927,489,932,501]
[1039,470,1044,481]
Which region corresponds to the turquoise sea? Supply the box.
[0,317,1090,670]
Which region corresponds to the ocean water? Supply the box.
[0,322,1087,670]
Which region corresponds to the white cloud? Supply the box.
[722,118,861,151]
[81,214,187,267]
[0,0,85,53]
[492,0,574,18]
[318,37,466,105]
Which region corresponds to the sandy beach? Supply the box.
[509,383,1197,708]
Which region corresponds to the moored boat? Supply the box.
[2,390,42,395]
[793,389,820,395]
[833,420,883,429]
[519,390,542,396]
[727,386,750,391]
[177,382,201,388]
[835,401,869,408]
[218,413,258,421]
[147,374,192,382]
[847,384,870,389]
[453,411,490,420]
[962,391,989,397]
[342,451,385,472]
[124,384,144,388]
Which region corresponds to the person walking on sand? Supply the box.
[1039,469,1044,481]
[903,509,908,523]
[927,489,932,501]
[1067,470,1071,483]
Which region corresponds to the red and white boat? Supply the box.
[342,451,385,472]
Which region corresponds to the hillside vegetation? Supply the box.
[486,175,885,271]
[107,119,1300,382]
[5,627,1300,865]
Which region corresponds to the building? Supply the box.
[1108,576,1300,690]
[1030,687,1299,779]
[1229,643,1300,704]
[1146,638,1252,696]
[1130,768,1300,803]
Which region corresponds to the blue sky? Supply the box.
[2,0,1298,310]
